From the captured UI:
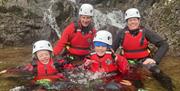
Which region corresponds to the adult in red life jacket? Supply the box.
[84,30,134,90]
[113,8,173,91]
[53,3,96,68]
[24,40,65,83]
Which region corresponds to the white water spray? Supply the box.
[94,9,125,30]
[43,0,61,38]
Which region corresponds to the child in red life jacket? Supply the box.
[24,40,65,83]
[84,30,133,88]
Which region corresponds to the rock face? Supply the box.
[143,0,180,56]
[0,0,179,56]
[0,0,76,46]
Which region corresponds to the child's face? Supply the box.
[95,46,107,56]
[36,50,50,64]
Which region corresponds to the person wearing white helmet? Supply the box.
[83,30,134,90]
[32,40,53,56]
[22,40,65,85]
[124,8,140,20]
[79,3,94,17]
[53,3,96,67]
[113,8,173,91]
[32,40,55,65]
[93,30,113,56]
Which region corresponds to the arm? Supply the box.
[22,63,34,72]
[116,55,129,76]
[145,28,169,64]
[112,30,124,52]
[53,23,74,56]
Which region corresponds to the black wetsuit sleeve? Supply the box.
[112,30,124,52]
[144,28,169,64]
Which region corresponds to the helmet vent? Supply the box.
[48,43,50,47]
[108,36,111,40]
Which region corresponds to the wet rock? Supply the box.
[0,0,76,47]
[0,0,179,56]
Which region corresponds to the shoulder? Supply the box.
[116,54,127,60]
[90,51,112,55]
[64,22,76,32]
[117,28,127,37]
[105,51,112,54]
[61,22,76,36]
[141,26,162,39]
[140,26,152,34]
[90,51,96,55]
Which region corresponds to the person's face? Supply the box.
[95,46,107,56]
[127,18,140,30]
[79,15,92,27]
[36,50,50,64]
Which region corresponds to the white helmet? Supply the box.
[32,40,53,54]
[93,30,112,45]
[79,3,94,16]
[125,8,141,20]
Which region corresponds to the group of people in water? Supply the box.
[9,3,174,91]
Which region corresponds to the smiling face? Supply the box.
[94,46,107,56]
[36,50,51,64]
[79,15,92,27]
[127,17,140,30]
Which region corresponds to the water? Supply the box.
[0,47,180,91]
[93,9,126,30]
[43,0,61,38]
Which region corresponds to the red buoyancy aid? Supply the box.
[33,59,64,81]
[87,52,129,83]
[53,21,96,56]
[122,29,150,59]
[68,22,96,56]
[89,52,129,74]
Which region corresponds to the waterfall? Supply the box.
[93,9,126,30]
[42,0,126,39]
[43,0,61,38]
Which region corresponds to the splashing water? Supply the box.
[43,0,61,38]
[9,86,26,91]
[64,65,114,85]
[43,0,126,39]
[93,9,126,30]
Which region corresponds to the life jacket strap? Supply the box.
[123,48,147,53]
[69,46,91,50]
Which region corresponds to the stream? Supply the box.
[0,47,179,91]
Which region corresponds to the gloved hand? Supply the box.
[143,58,156,65]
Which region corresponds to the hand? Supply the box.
[0,70,7,74]
[143,58,156,65]
[110,48,118,61]
[84,59,97,66]
[120,80,132,86]
[84,59,92,66]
